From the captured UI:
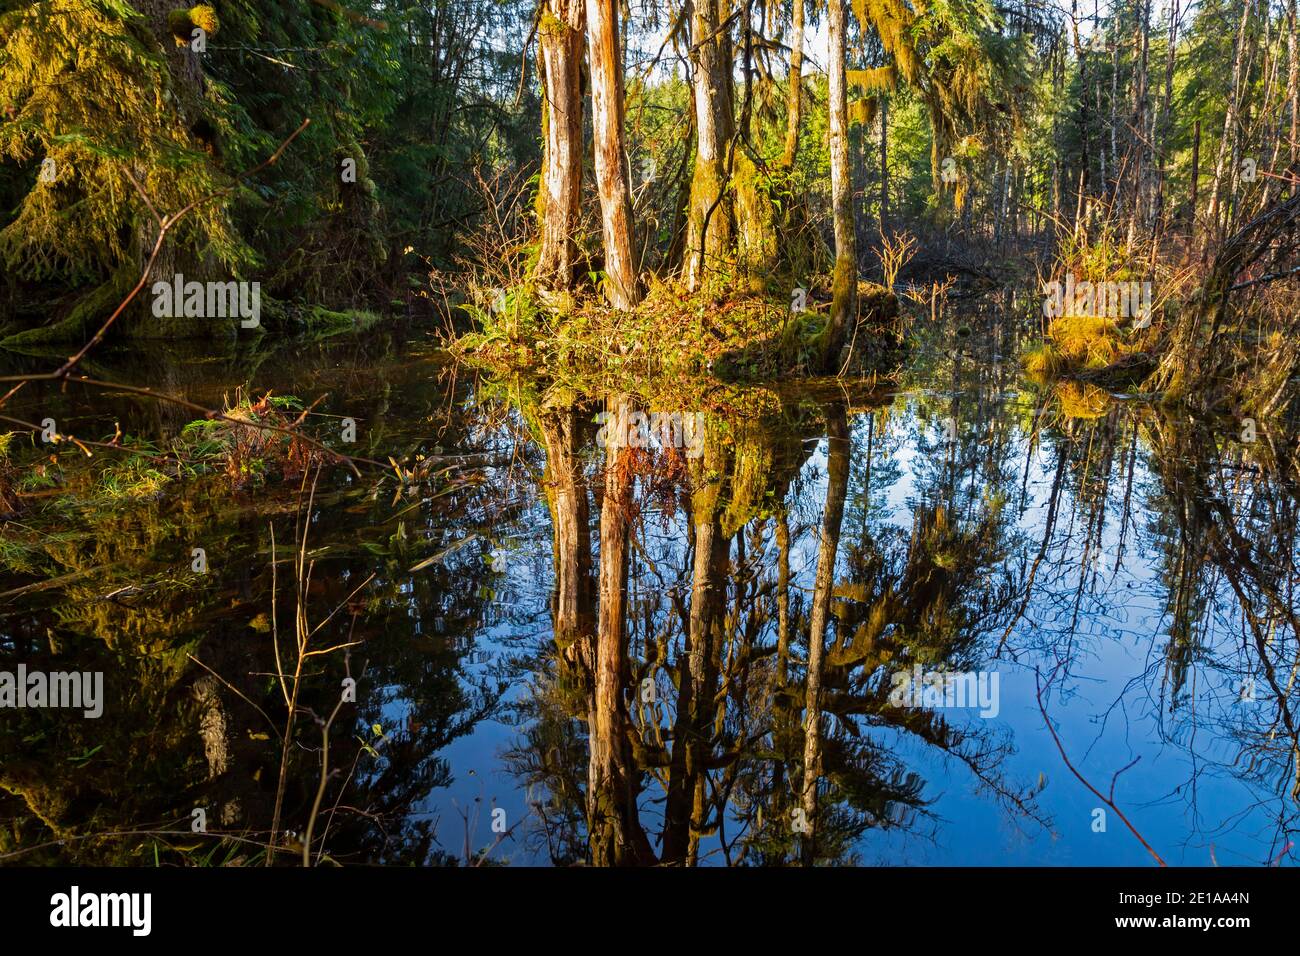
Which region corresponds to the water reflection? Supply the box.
[2,324,1298,866]
[499,372,1051,865]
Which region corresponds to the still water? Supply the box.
[1,312,1297,866]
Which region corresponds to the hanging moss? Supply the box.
[0,0,245,286]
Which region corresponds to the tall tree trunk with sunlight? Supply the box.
[782,0,805,168]
[585,0,639,308]
[535,0,586,292]
[818,0,858,371]
[685,0,735,290]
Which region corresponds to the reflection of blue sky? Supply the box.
[855,393,1282,866]
[413,389,1294,866]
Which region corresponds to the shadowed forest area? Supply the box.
[0,0,1299,877]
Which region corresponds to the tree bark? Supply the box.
[540,404,595,678]
[585,0,639,308]
[535,0,586,291]
[1151,0,1179,260]
[1209,0,1254,237]
[588,397,651,865]
[798,403,850,865]
[880,97,889,233]
[818,0,857,372]
[781,0,805,168]
[1190,118,1201,232]
[1125,0,1151,251]
[1290,0,1298,189]
[662,425,730,864]
[733,7,778,284]
[685,0,736,290]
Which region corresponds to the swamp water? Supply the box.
[1,313,1297,866]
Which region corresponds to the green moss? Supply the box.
[732,152,778,287]
[1023,344,1066,381]
[455,278,903,385]
[168,6,220,44]
[0,267,135,350]
[538,10,567,36]
[189,5,219,34]
[303,305,385,339]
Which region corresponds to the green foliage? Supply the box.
[0,0,244,282]
[0,0,539,339]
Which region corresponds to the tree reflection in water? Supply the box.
[2,330,1299,867]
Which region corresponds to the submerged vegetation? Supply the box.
[0,391,329,521]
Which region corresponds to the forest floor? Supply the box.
[451,279,905,387]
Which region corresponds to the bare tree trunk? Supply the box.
[1257,11,1286,213]
[1151,0,1179,261]
[684,468,729,861]
[588,397,650,864]
[818,0,857,372]
[1071,0,1091,234]
[1075,167,1087,237]
[1290,0,1298,187]
[586,0,638,308]
[1108,13,1118,203]
[661,426,730,864]
[1125,0,1151,252]
[994,158,1011,247]
[1209,0,1253,238]
[798,404,850,865]
[769,505,793,818]
[589,406,630,864]
[540,405,595,667]
[535,0,586,291]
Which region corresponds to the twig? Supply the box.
[1035,663,1166,866]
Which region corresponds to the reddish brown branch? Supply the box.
[1035,663,1167,867]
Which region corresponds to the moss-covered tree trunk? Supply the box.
[585,0,638,309]
[137,0,220,340]
[684,0,735,291]
[535,1,586,292]
[781,0,805,168]
[733,153,777,287]
[818,0,857,372]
